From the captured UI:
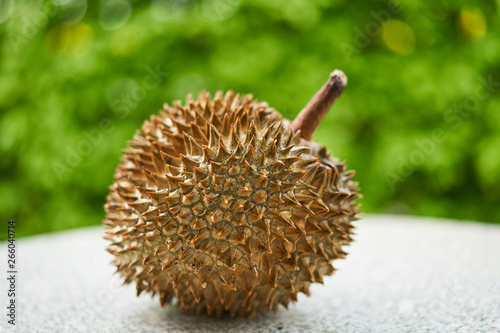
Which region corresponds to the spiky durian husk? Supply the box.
[104,91,360,318]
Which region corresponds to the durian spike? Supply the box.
[291,70,347,141]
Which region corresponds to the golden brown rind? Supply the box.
[104,91,360,318]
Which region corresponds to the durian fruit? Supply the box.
[103,70,360,318]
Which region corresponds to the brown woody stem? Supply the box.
[290,70,347,140]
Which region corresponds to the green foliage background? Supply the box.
[1,0,499,238]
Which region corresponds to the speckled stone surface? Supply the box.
[1,215,499,333]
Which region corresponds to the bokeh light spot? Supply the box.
[382,20,416,55]
[201,0,240,22]
[8,0,43,18]
[110,24,142,56]
[151,0,188,22]
[100,0,131,31]
[458,7,487,40]
[56,0,88,25]
[45,23,93,56]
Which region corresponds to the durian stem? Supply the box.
[291,70,347,140]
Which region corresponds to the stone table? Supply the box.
[1,215,499,332]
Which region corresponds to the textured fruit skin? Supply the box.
[104,91,360,318]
